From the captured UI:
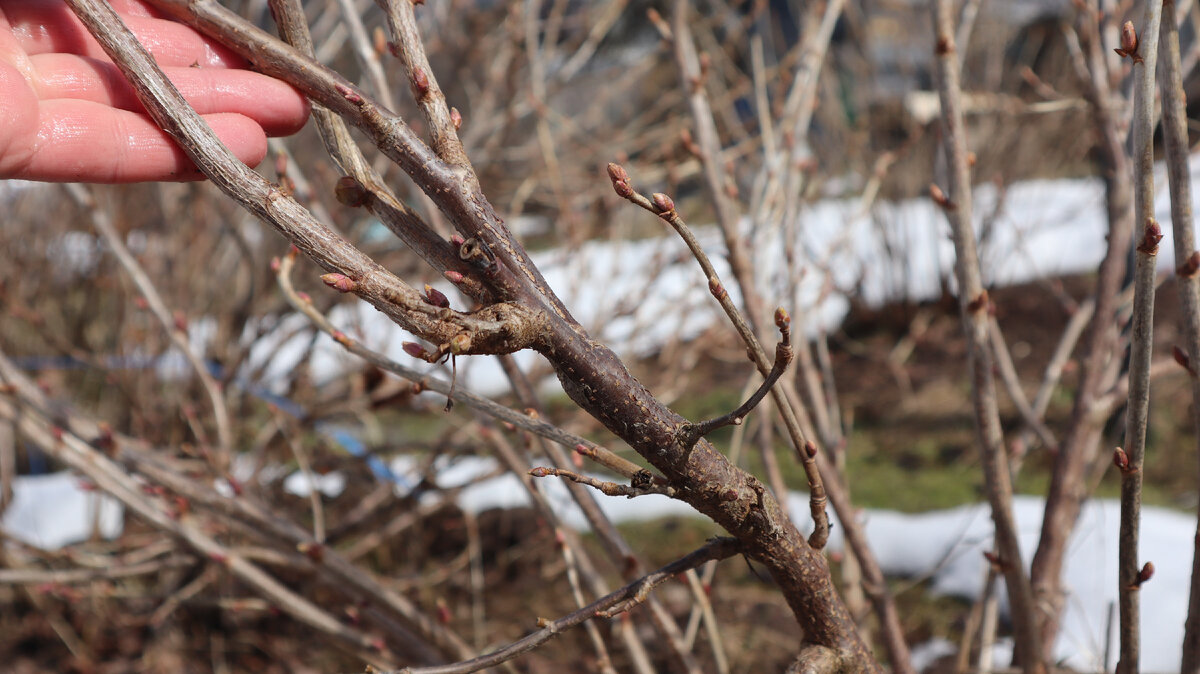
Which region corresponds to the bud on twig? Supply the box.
[929,183,953,210]
[450,107,462,130]
[1115,21,1143,64]
[335,83,363,104]
[1137,219,1163,255]
[1135,561,1155,586]
[444,270,465,284]
[708,277,726,300]
[403,342,428,359]
[1179,251,1200,278]
[529,467,552,477]
[804,441,818,459]
[775,307,791,331]
[1175,346,1197,377]
[335,176,368,207]
[449,333,471,354]
[607,163,634,198]
[1113,447,1133,474]
[651,192,675,214]
[423,284,450,308]
[321,273,358,293]
[413,68,430,98]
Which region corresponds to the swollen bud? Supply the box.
[321,273,358,293]
[1113,447,1131,473]
[335,176,368,207]
[450,107,462,130]
[1136,561,1155,586]
[607,163,630,184]
[708,277,726,300]
[423,284,450,308]
[651,192,675,213]
[403,342,427,359]
[529,467,552,478]
[1116,21,1142,63]
[775,307,791,331]
[413,68,430,98]
[449,333,471,354]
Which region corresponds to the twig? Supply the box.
[678,312,794,448]
[931,1,1045,670]
[1162,1,1200,669]
[1117,7,1165,672]
[529,466,675,498]
[607,166,829,549]
[385,538,741,674]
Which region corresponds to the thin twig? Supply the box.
[931,0,1045,669]
[386,538,742,674]
[1117,6,1165,672]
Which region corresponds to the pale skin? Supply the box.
[0,0,309,183]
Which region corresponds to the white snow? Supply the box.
[1,472,123,550]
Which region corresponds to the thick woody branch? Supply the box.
[266,0,470,297]
[144,0,574,321]
[274,253,649,485]
[65,0,544,360]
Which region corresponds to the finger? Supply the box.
[31,53,309,136]
[6,0,246,67]
[21,101,268,182]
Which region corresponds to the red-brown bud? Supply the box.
[613,180,634,199]
[335,176,368,207]
[708,277,726,300]
[335,83,363,104]
[331,331,354,347]
[1136,561,1155,585]
[1116,21,1141,63]
[1179,251,1200,278]
[1175,345,1196,377]
[298,542,325,562]
[296,292,312,304]
[321,273,358,293]
[403,342,427,359]
[413,68,430,98]
[450,107,462,130]
[804,440,818,459]
[173,311,188,334]
[423,284,450,308]
[651,192,675,213]
[1138,219,1163,255]
[529,467,552,477]
[929,183,953,210]
[444,270,465,283]
[450,234,466,247]
[1113,447,1131,473]
[607,162,630,184]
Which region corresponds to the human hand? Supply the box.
[0,0,309,183]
